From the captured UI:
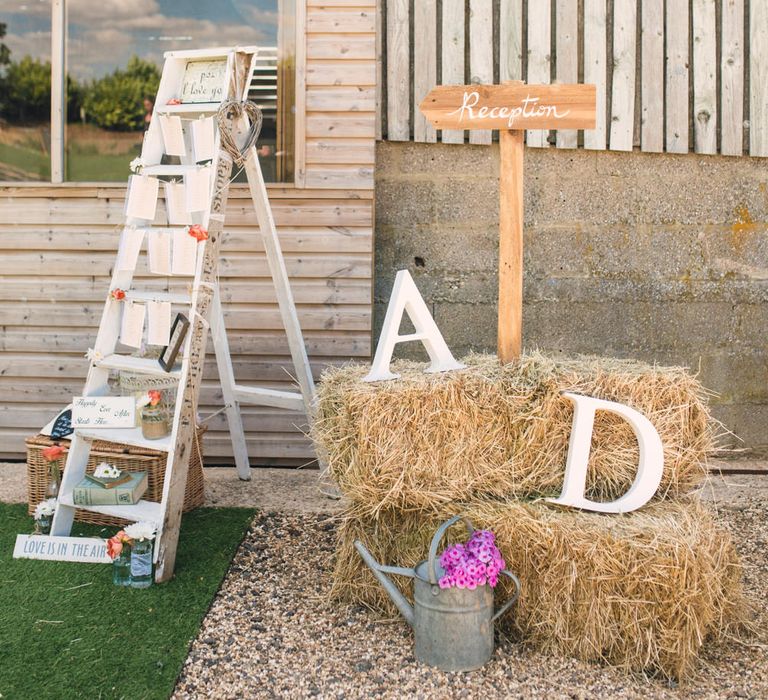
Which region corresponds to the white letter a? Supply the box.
[363,270,465,382]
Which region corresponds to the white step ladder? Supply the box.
[49,46,316,583]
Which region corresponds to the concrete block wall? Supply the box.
[374,142,768,453]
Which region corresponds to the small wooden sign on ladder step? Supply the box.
[28,46,317,583]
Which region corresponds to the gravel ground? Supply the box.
[2,462,764,696]
[173,497,767,700]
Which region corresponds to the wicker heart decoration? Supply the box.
[216,100,263,165]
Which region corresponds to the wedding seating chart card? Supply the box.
[116,226,146,272]
[172,228,198,275]
[159,114,186,157]
[147,300,172,346]
[192,117,216,162]
[125,175,159,221]
[147,230,172,275]
[185,166,211,213]
[164,181,193,225]
[120,301,146,348]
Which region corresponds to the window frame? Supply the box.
[38,0,304,188]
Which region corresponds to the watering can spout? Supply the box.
[354,540,415,627]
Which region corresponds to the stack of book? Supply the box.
[72,471,148,506]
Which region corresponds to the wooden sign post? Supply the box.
[420,83,596,363]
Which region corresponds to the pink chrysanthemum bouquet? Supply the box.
[438,529,505,589]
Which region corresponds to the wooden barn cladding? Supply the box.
[303,0,376,189]
[0,0,376,463]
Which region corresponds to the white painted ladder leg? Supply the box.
[242,146,317,417]
[210,289,251,480]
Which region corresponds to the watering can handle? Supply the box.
[491,570,522,622]
[427,515,475,586]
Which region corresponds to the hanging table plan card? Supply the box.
[172,227,198,275]
[147,230,172,275]
[192,117,216,162]
[147,300,172,346]
[184,166,211,212]
[120,300,146,348]
[125,174,159,221]
[159,114,186,157]
[164,182,193,225]
[116,226,145,272]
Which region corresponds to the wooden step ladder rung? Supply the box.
[125,290,191,304]
[76,426,173,452]
[155,102,220,115]
[95,354,182,378]
[141,164,208,177]
[57,493,164,524]
[233,385,305,412]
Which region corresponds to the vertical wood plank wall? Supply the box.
[0,0,376,462]
[381,0,766,157]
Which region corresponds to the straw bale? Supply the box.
[331,498,745,680]
[314,353,716,515]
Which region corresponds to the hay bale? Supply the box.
[332,498,745,680]
[314,352,716,515]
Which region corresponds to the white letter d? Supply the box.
[546,392,664,513]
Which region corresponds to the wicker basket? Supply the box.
[26,427,206,528]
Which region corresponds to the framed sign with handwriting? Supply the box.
[180,59,227,103]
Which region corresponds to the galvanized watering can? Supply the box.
[355,515,521,672]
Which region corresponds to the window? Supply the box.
[0,0,294,184]
[0,1,52,181]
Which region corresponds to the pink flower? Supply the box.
[436,527,506,590]
[110,288,126,301]
[106,529,131,559]
[42,445,66,462]
[167,98,181,105]
[187,224,209,242]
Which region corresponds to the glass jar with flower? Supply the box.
[106,529,133,586]
[124,521,157,588]
[33,498,57,535]
[41,444,67,499]
[138,390,169,440]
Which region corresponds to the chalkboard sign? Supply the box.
[180,59,227,103]
[50,408,73,439]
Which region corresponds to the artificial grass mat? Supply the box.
[0,504,255,700]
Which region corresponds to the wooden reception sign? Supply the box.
[419,83,596,363]
[420,84,597,132]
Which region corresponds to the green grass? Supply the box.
[0,504,254,700]
[0,141,50,180]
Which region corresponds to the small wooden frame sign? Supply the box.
[180,59,227,103]
[158,313,190,372]
[71,396,135,429]
[419,82,596,364]
[14,535,111,563]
